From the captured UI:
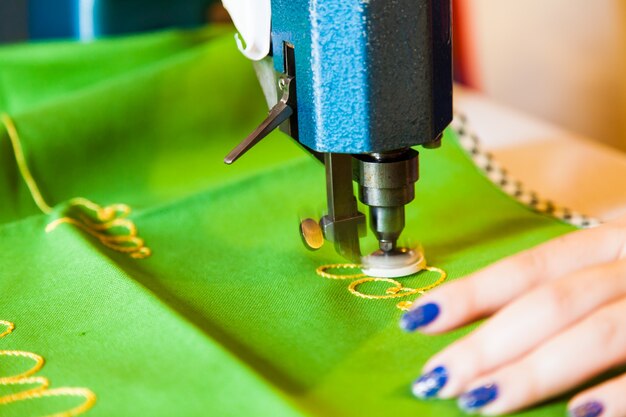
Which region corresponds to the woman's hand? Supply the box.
[400,215,626,417]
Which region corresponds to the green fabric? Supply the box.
[0,27,575,417]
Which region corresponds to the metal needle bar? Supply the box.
[322,153,364,262]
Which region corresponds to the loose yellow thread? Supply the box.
[316,264,447,311]
[0,321,96,416]
[1,114,52,214]
[1,113,151,259]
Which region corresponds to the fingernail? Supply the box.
[400,303,440,332]
[458,383,498,413]
[569,401,604,417]
[412,366,448,399]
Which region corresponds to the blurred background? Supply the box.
[0,0,227,42]
[453,0,626,152]
[1,0,625,151]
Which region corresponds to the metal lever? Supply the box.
[224,76,294,165]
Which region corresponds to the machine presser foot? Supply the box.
[361,247,426,278]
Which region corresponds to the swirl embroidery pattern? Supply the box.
[0,320,96,416]
[46,198,151,259]
[316,261,447,311]
[1,113,151,259]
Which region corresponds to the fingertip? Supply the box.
[401,301,470,335]
[568,388,609,417]
[457,383,499,414]
[399,302,441,332]
[419,358,468,399]
[567,401,604,417]
[401,274,495,334]
[411,366,449,399]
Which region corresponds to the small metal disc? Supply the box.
[300,218,324,250]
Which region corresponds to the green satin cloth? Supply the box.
[0,27,575,417]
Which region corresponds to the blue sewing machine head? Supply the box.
[270,0,452,154]
[225,0,452,275]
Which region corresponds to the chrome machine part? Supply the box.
[319,154,366,263]
[354,149,419,253]
[224,75,295,165]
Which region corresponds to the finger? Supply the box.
[400,223,626,334]
[569,373,626,417]
[456,296,626,415]
[413,258,626,399]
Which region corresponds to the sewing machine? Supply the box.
[223,0,452,276]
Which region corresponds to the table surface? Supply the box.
[456,86,626,222]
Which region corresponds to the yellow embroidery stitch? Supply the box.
[46,198,152,259]
[0,321,96,416]
[0,320,15,338]
[315,264,366,280]
[316,263,447,311]
[1,113,151,259]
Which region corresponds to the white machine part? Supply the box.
[221,0,271,61]
[361,248,426,278]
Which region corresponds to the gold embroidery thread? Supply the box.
[0,114,52,214]
[316,264,447,311]
[45,198,152,259]
[1,113,151,259]
[0,320,96,416]
[0,320,15,338]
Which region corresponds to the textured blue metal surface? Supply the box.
[270,0,452,154]
[272,0,370,153]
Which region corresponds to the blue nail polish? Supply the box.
[569,401,604,417]
[458,384,498,412]
[400,303,440,332]
[412,366,448,399]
